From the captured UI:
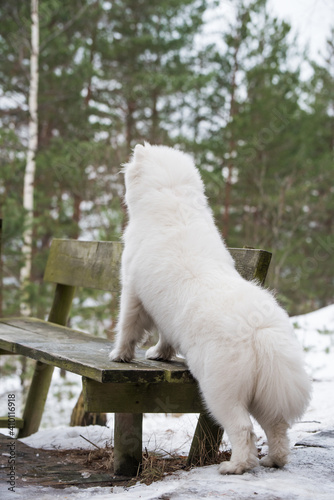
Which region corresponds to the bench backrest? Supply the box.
[44,239,123,291]
[44,239,272,291]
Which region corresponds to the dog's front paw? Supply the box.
[146,345,163,361]
[145,345,171,361]
[109,349,133,363]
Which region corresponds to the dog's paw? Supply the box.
[219,461,244,475]
[109,349,133,363]
[260,455,288,468]
[219,458,258,475]
[260,456,276,468]
[145,345,172,361]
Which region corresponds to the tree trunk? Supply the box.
[126,99,136,150]
[20,0,39,316]
[0,218,2,317]
[223,32,240,240]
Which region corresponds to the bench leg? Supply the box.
[18,361,54,438]
[187,412,223,466]
[114,413,143,477]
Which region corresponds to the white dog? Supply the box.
[109,143,311,474]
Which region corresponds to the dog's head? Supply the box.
[122,143,206,212]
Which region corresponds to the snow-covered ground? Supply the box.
[1,304,334,499]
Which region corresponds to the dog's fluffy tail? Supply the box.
[251,324,312,426]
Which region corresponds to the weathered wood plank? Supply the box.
[18,282,77,439]
[0,416,24,429]
[187,412,223,466]
[82,378,204,413]
[18,361,55,438]
[0,318,193,384]
[43,239,122,291]
[114,413,143,477]
[0,348,16,355]
[0,433,122,488]
[229,248,272,285]
[48,283,76,325]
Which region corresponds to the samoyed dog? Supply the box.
[109,143,311,474]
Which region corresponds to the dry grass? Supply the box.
[140,450,188,485]
[138,448,235,485]
[54,443,263,486]
[79,444,233,485]
[85,444,114,471]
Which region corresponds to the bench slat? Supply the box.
[83,378,204,413]
[0,317,192,384]
[230,248,272,285]
[43,239,123,291]
[0,416,24,429]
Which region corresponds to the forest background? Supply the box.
[0,0,333,340]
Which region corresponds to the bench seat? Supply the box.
[0,317,194,384]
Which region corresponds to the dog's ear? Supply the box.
[134,143,147,162]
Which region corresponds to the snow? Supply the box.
[1,305,334,499]
[293,304,334,380]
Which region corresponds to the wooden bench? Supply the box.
[0,233,272,476]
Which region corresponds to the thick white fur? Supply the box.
[109,143,312,474]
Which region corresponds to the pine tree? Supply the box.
[291,28,334,311]
[0,0,111,315]
[94,0,208,149]
[183,0,324,313]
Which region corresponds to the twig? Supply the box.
[79,434,101,449]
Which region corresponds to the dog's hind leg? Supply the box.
[218,408,259,474]
[259,419,290,468]
[145,333,176,361]
[250,400,290,468]
[109,286,153,362]
[204,398,258,474]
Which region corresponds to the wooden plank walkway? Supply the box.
[0,433,129,489]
